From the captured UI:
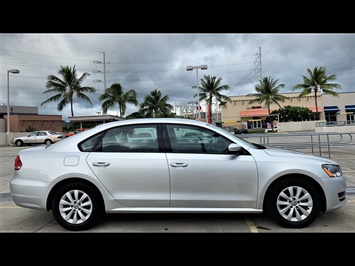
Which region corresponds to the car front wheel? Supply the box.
[52,182,105,231]
[266,177,321,228]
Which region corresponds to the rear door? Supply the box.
[36,131,47,143]
[85,124,170,207]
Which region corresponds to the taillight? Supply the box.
[14,155,22,170]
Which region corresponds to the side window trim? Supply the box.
[164,123,237,154]
[99,124,160,153]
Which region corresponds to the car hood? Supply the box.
[262,147,335,164]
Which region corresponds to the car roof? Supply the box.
[27,130,61,135]
[46,118,224,151]
[94,118,210,130]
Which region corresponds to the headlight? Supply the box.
[322,164,342,177]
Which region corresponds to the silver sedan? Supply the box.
[10,118,348,231]
[11,130,64,146]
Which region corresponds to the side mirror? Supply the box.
[228,143,242,153]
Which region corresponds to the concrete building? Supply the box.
[0,106,62,132]
[218,91,355,130]
[0,106,125,146]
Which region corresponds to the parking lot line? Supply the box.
[243,215,259,233]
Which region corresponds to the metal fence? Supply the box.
[239,132,355,159]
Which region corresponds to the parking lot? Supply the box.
[1,139,355,233]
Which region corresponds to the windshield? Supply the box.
[207,123,264,149]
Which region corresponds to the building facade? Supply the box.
[218,91,355,130]
[0,105,62,132]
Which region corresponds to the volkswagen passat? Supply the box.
[10,118,347,231]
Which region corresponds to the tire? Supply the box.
[52,182,105,231]
[45,139,52,145]
[266,177,321,228]
[15,140,23,147]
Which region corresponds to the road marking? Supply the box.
[244,215,259,233]
[0,205,21,208]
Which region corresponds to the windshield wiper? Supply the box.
[252,143,266,149]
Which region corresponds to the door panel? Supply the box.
[166,153,258,208]
[164,123,258,208]
[86,152,170,207]
[85,124,169,207]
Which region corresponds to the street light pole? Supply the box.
[186,65,207,120]
[7,69,20,146]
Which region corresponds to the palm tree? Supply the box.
[292,66,341,120]
[139,89,174,118]
[99,83,138,116]
[197,75,232,124]
[41,65,96,117]
[247,76,288,117]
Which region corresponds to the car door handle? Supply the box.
[170,163,188,168]
[92,162,111,167]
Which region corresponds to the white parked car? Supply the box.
[265,126,278,133]
[11,130,65,146]
[10,118,347,231]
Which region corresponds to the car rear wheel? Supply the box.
[45,139,52,145]
[52,182,105,231]
[266,177,321,228]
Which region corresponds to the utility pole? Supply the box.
[186,65,208,121]
[103,51,107,94]
[93,51,110,114]
[254,47,262,79]
[259,47,262,79]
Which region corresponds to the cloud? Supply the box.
[1,33,354,120]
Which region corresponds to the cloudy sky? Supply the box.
[1,33,354,121]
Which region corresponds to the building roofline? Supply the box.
[68,115,125,123]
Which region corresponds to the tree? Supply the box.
[125,111,145,119]
[292,66,341,120]
[271,105,314,122]
[247,76,288,121]
[197,75,232,124]
[41,65,96,117]
[99,83,138,116]
[139,89,174,118]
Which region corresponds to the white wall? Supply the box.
[278,121,322,132]
[278,121,355,133]
[315,126,355,133]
